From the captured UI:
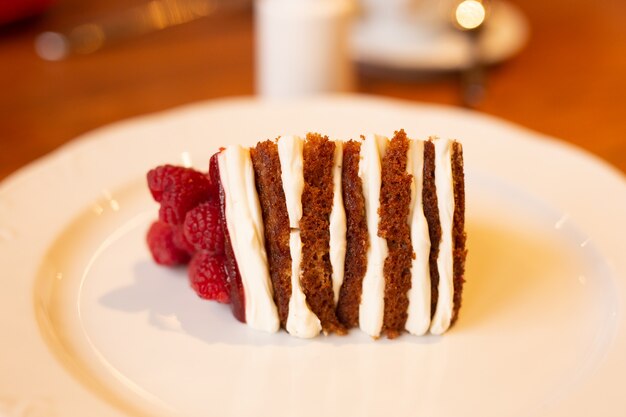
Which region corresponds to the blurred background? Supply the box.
[0,0,624,180]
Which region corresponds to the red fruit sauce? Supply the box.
[209,153,246,323]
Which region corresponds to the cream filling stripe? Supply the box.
[218,146,279,333]
[278,135,322,338]
[330,140,347,303]
[405,139,432,335]
[429,138,455,335]
[358,134,388,338]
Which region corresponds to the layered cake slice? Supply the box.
[146,130,466,339]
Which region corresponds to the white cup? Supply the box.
[255,0,355,98]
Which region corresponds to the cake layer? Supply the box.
[451,141,467,325]
[218,145,279,333]
[422,140,441,323]
[250,140,292,328]
[358,133,388,338]
[300,133,346,335]
[379,130,413,338]
[336,140,368,328]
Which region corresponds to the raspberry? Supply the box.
[147,165,212,225]
[188,252,230,303]
[146,221,191,266]
[147,165,181,202]
[173,225,196,256]
[183,202,225,254]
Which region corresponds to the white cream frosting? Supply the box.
[358,134,389,338]
[429,138,456,335]
[405,139,432,335]
[329,140,347,303]
[278,136,304,229]
[218,146,280,333]
[278,135,322,338]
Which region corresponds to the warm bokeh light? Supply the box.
[455,0,486,30]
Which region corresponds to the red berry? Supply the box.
[146,221,190,266]
[147,165,212,225]
[173,225,196,256]
[183,202,225,254]
[188,252,230,303]
[147,165,177,202]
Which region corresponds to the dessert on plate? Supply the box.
[146,130,466,339]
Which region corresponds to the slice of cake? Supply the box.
[146,130,467,339]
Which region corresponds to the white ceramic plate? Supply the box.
[350,1,529,71]
[1,95,625,417]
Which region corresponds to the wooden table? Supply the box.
[1,0,625,181]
